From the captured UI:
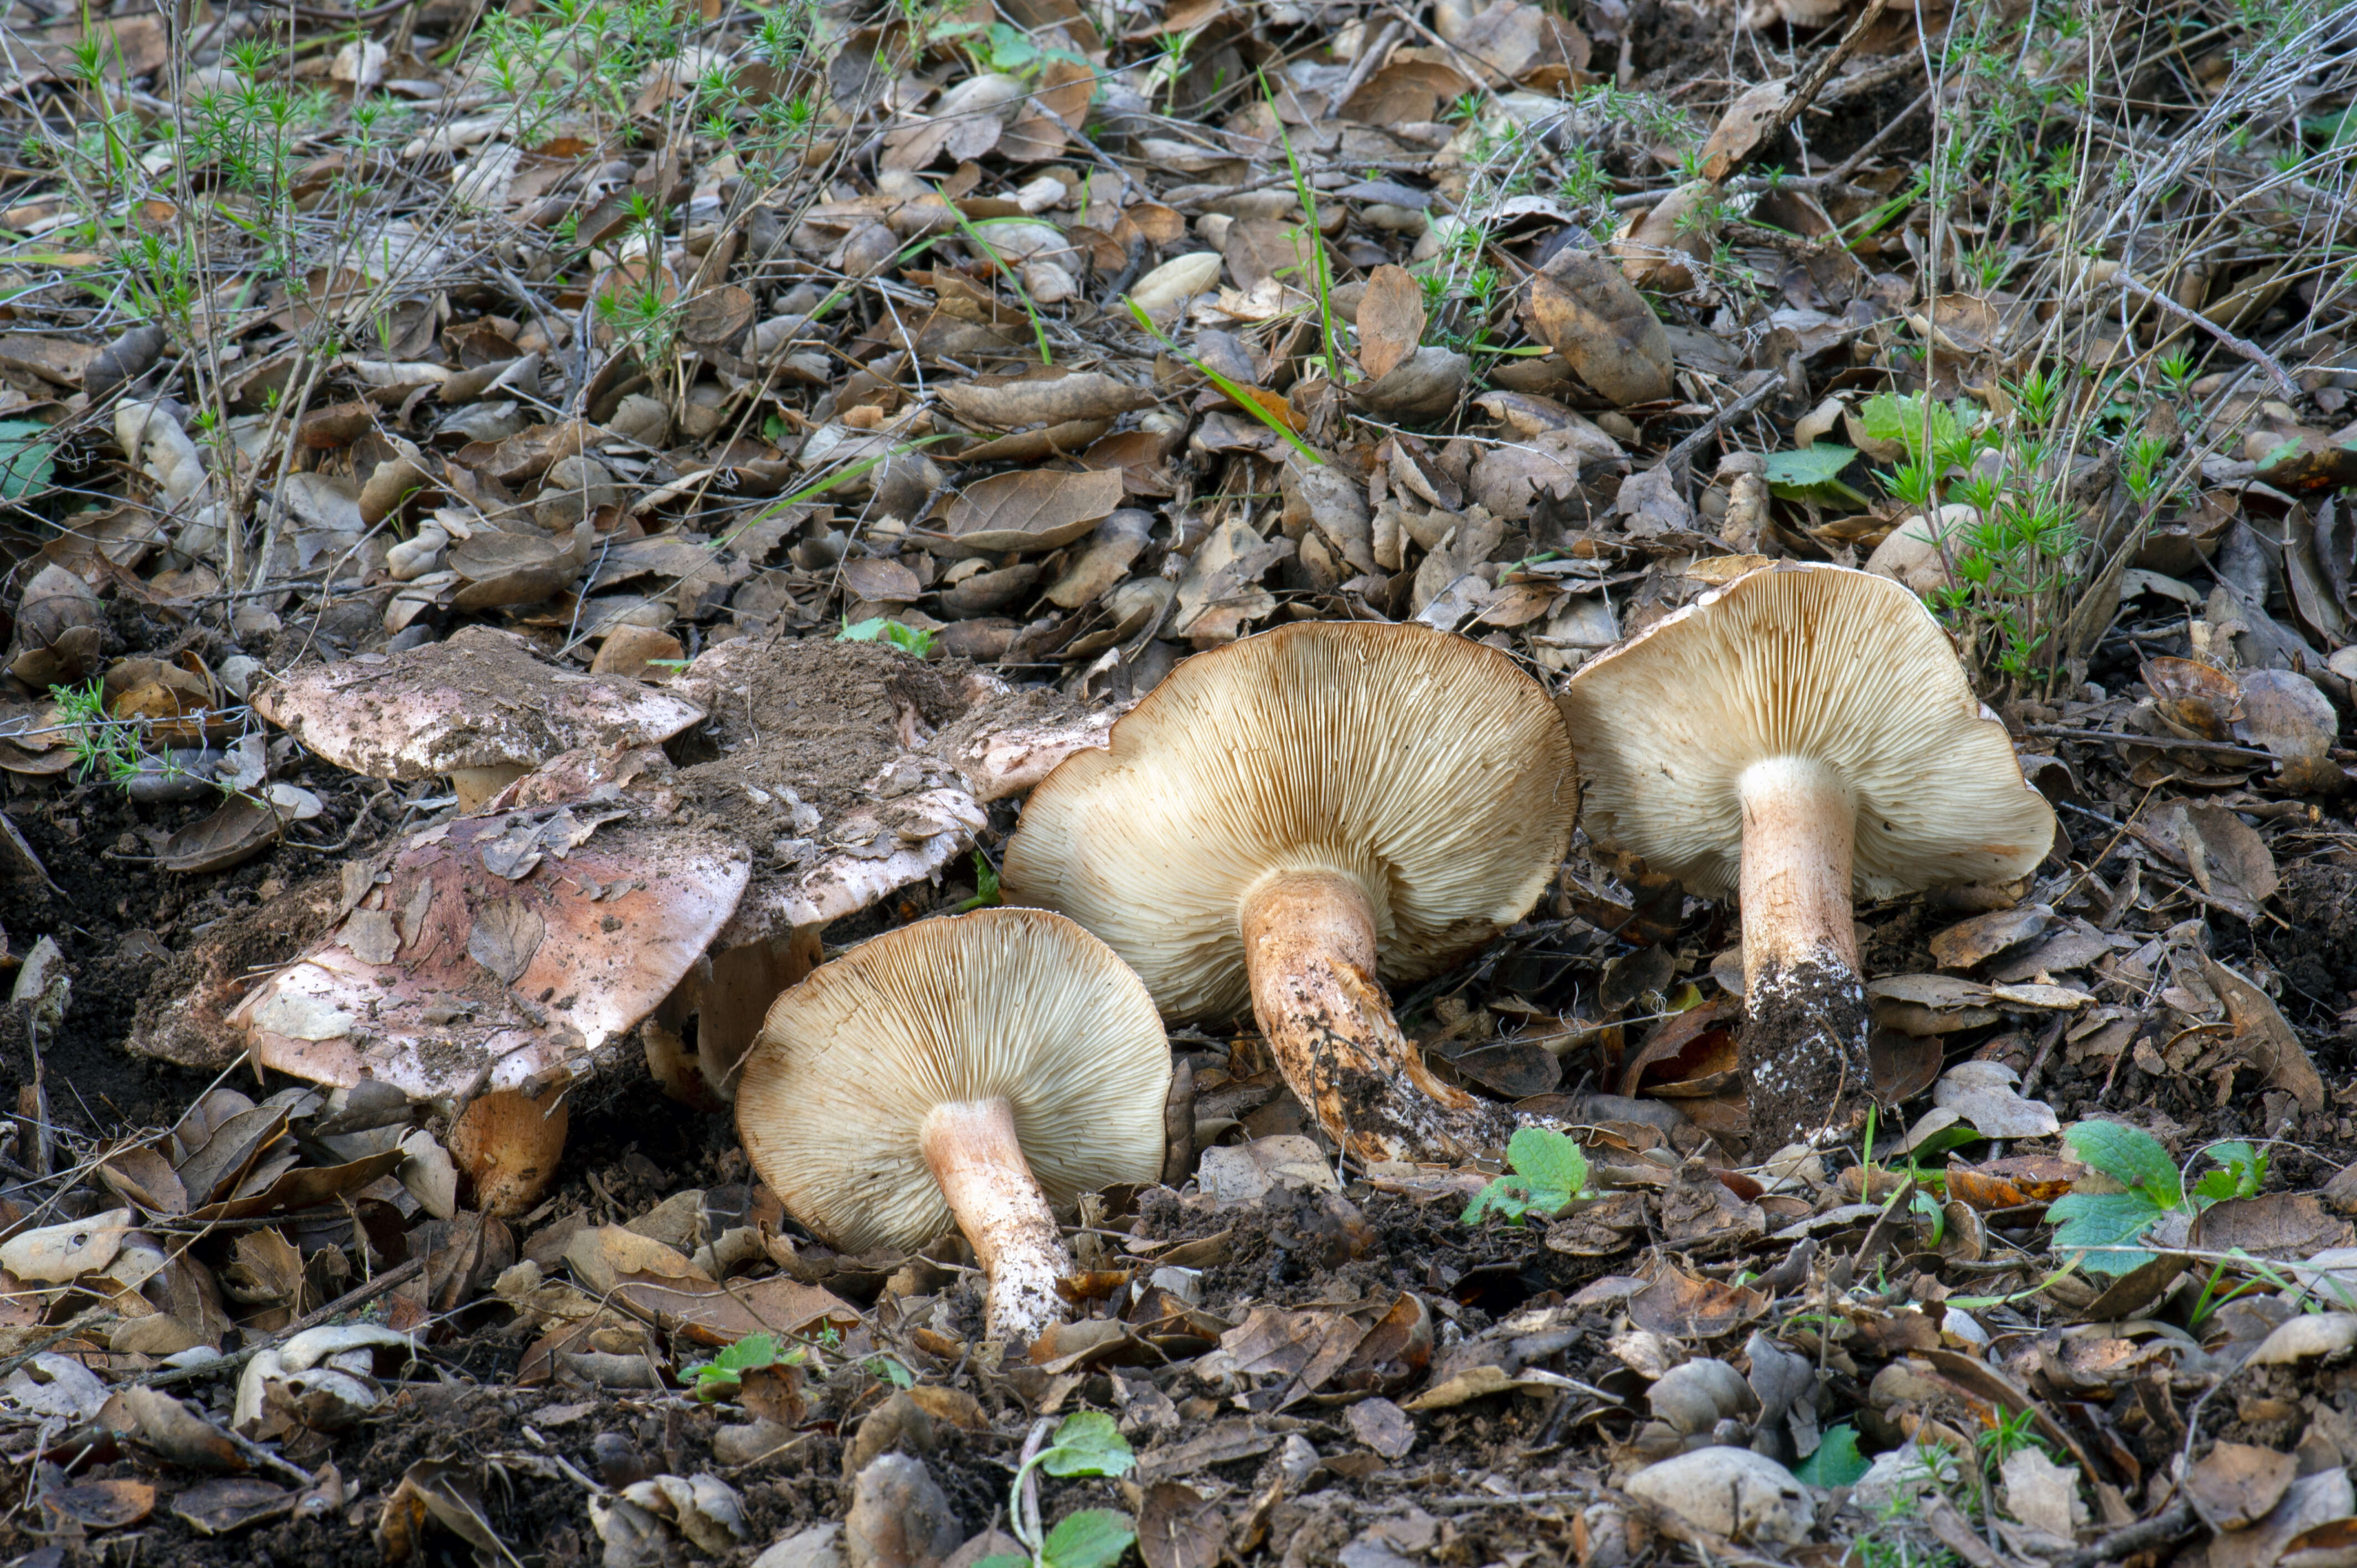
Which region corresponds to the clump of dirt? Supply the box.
[2262,855,2357,1033]
[667,635,978,849]
[1741,958,1870,1153]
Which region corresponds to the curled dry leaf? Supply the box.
[1623,1447,1810,1545]
[1349,347,1470,423]
[939,369,1156,431]
[1355,265,1427,381]
[231,801,749,1101]
[1130,251,1224,312]
[1612,182,1723,292]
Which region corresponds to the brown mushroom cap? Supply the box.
[254,625,704,785]
[734,907,1170,1255]
[1001,621,1578,1021]
[1557,563,2056,899]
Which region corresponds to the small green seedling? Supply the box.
[2045,1122,2266,1275]
[976,1410,1138,1568]
[838,616,938,657]
[1762,444,1872,508]
[682,1333,804,1401]
[957,850,1002,912]
[1461,1126,1595,1226]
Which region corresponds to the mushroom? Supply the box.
[1001,622,1578,1165]
[734,908,1169,1343]
[1555,563,2056,1151]
[229,800,750,1214]
[254,625,706,811]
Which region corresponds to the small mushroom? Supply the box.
[1556,563,2056,1151]
[734,908,1170,1343]
[254,625,705,812]
[1002,622,1578,1164]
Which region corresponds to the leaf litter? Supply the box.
[0,0,2355,1561]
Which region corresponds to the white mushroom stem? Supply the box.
[1738,757,1872,1148]
[919,1097,1072,1344]
[1241,870,1514,1166]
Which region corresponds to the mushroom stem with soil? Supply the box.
[920,1098,1072,1339]
[1736,756,1869,1118]
[1556,563,2057,1154]
[1240,871,1499,1153]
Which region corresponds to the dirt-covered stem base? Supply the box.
[1241,870,1515,1165]
[920,1097,1072,1344]
[1738,756,1872,1147]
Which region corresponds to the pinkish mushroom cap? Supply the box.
[254,625,705,808]
[230,801,749,1102]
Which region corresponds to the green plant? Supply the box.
[1975,1405,2053,1466]
[838,616,938,656]
[2045,1122,2265,1275]
[1927,484,2082,679]
[975,1411,1137,1568]
[682,1333,806,1401]
[957,850,1002,912]
[0,420,56,504]
[1763,445,1871,508]
[2157,349,2198,400]
[1461,1126,1596,1225]
[1262,80,1346,389]
[1794,1422,1871,1487]
[1122,298,1322,465]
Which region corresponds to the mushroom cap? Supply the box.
[1557,561,2056,901]
[1000,621,1578,1021]
[254,625,704,781]
[232,803,749,1100]
[734,907,1171,1256]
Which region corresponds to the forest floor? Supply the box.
[3,0,2357,1563]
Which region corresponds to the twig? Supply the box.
[2058,1502,2196,1568]
[1722,0,1895,178]
[1330,20,1404,115]
[2113,271,2302,403]
[1656,372,1788,478]
[137,1255,426,1389]
[2021,724,2276,760]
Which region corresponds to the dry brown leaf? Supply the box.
[2204,958,2325,1111]
[1697,79,1790,182]
[929,467,1124,555]
[940,369,1155,430]
[1356,265,1426,381]
[1521,253,1674,406]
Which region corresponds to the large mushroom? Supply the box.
[1001,621,1578,1165]
[1555,563,2057,1151]
[734,907,1170,1343]
[228,800,750,1213]
[254,624,706,811]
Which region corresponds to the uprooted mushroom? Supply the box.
[1556,562,2057,1152]
[189,631,1120,1209]
[1003,621,1579,1165]
[228,800,751,1214]
[252,623,707,812]
[734,908,1170,1343]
